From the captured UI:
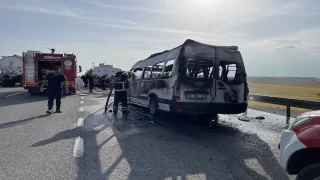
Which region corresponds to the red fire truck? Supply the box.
[22,49,82,95]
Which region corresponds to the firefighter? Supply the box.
[86,73,94,93]
[101,75,107,90]
[113,71,129,114]
[81,75,88,87]
[40,67,68,114]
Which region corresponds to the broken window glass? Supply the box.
[143,66,152,79]
[132,68,143,80]
[163,60,174,77]
[219,62,238,83]
[150,62,165,78]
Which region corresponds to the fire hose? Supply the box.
[104,81,116,114]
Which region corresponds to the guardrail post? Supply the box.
[286,105,291,125]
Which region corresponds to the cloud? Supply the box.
[284,45,297,49]
[0,4,135,25]
[0,3,244,42]
[97,22,249,44]
[0,5,74,17]
[268,39,302,44]
[273,45,298,51]
[80,0,170,15]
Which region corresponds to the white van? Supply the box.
[128,39,248,121]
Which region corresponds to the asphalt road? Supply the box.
[0,86,81,180]
[0,86,296,180]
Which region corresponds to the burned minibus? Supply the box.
[128,39,248,121]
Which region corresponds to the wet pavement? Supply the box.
[77,95,296,180]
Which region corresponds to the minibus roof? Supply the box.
[131,39,239,70]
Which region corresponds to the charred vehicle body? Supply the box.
[129,39,248,119]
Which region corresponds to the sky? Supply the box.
[0,0,319,77]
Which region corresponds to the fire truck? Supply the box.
[22,49,82,95]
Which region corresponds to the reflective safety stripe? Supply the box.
[115,81,128,91]
[114,89,128,91]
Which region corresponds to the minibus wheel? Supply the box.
[149,98,158,116]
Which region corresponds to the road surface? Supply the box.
[0,86,296,180]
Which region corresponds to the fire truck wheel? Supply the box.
[297,163,320,180]
[69,89,76,94]
[9,81,16,87]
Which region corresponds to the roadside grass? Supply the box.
[248,101,310,116]
[248,83,320,101]
[248,83,320,117]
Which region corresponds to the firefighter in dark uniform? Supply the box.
[85,73,94,93]
[40,67,68,114]
[113,71,129,114]
[81,75,88,87]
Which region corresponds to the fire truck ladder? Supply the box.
[23,51,39,85]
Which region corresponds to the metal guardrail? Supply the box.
[248,94,320,124]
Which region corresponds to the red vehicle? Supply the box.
[279,110,320,180]
[22,49,82,94]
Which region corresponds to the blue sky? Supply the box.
[0,0,319,77]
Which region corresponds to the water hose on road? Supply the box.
[77,83,90,95]
[96,87,103,92]
[104,80,117,114]
[107,102,114,111]
[104,86,114,114]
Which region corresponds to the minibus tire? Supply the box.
[149,98,158,116]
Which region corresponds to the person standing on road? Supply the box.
[40,67,68,114]
[88,74,94,93]
[101,75,107,90]
[113,71,129,114]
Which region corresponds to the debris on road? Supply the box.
[238,113,266,122]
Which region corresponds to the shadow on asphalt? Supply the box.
[0,114,50,129]
[31,126,83,147]
[0,91,70,108]
[0,85,22,88]
[0,90,26,98]
[75,105,291,180]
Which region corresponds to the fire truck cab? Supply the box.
[22,50,82,95]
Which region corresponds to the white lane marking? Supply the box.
[79,107,84,112]
[80,101,84,104]
[80,96,84,99]
[5,91,26,98]
[77,117,84,127]
[73,137,84,157]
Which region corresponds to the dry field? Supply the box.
[248,82,320,117]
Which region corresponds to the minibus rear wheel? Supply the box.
[149,98,158,116]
